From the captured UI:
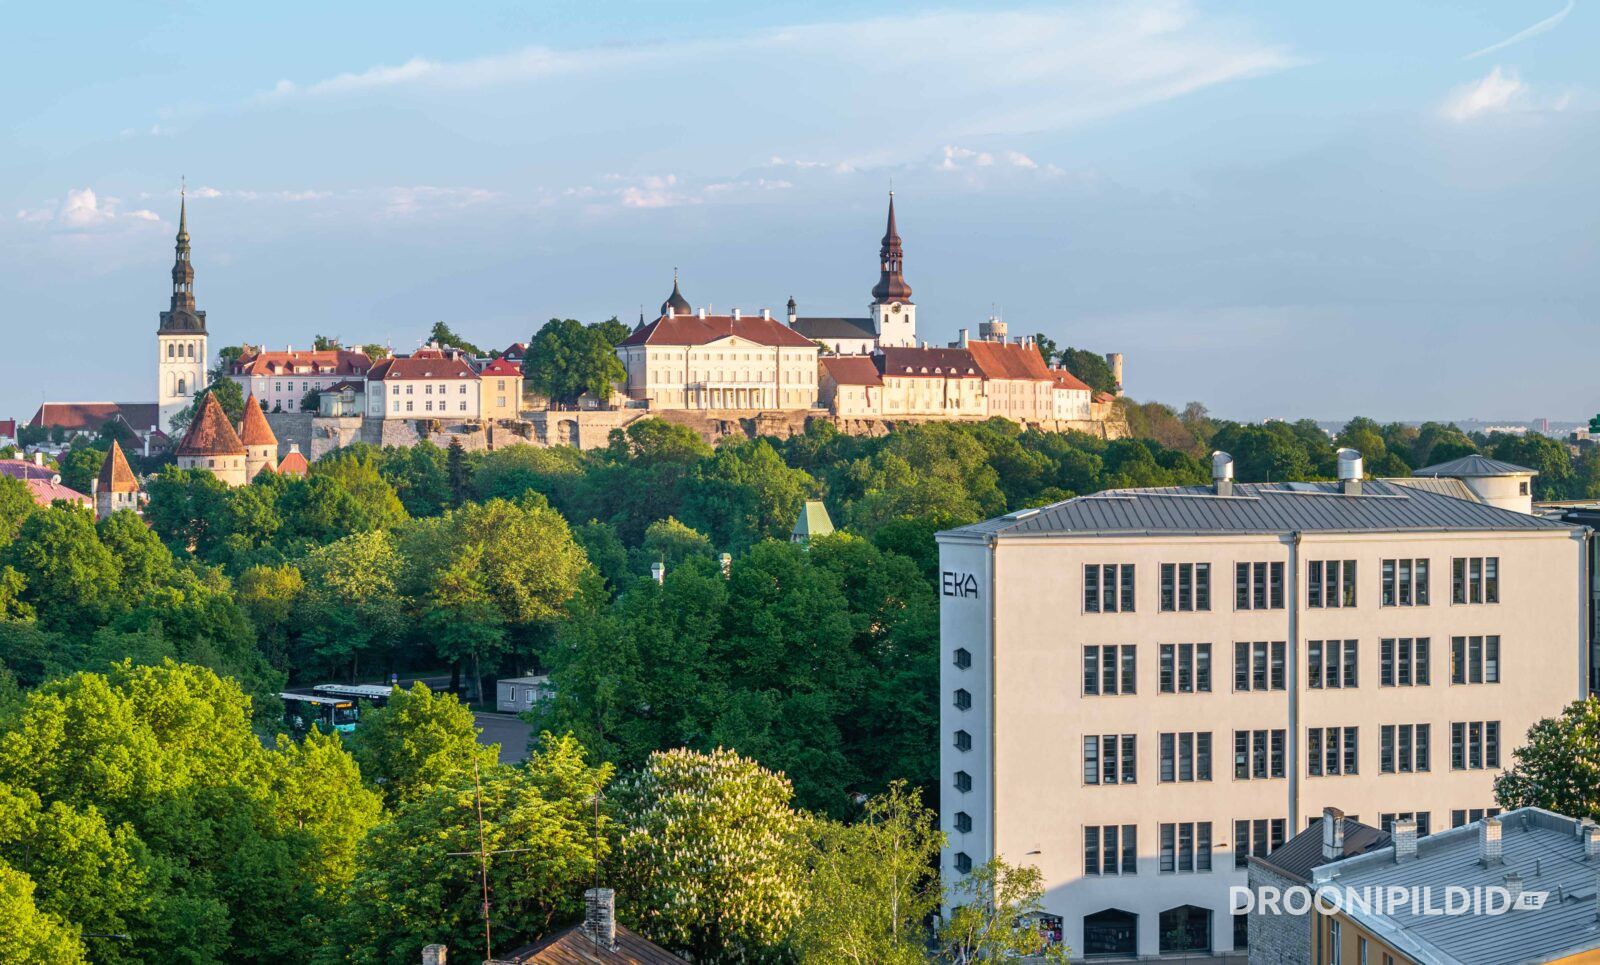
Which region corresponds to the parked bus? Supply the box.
[312,683,396,708]
[281,693,359,736]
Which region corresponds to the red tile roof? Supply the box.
[480,357,523,377]
[879,346,982,378]
[1050,367,1092,392]
[231,349,372,377]
[238,395,278,446]
[965,340,1053,381]
[821,356,883,386]
[176,393,246,457]
[23,478,90,509]
[96,441,139,493]
[503,923,683,964]
[367,356,479,381]
[0,420,15,439]
[0,459,59,482]
[29,402,160,434]
[619,312,817,349]
[276,450,309,478]
[1093,391,1116,404]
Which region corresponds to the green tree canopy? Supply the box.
[524,318,628,406]
[427,321,483,357]
[1495,697,1600,819]
[347,682,498,806]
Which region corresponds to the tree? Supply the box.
[0,477,33,549]
[428,321,483,357]
[524,318,628,407]
[300,387,322,413]
[445,438,472,507]
[792,781,945,965]
[1495,697,1600,819]
[617,748,807,963]
[2,506,119,626]
[56,444,105,497]
[1057,347,1117,395]
[347,682,499,806]
[168,376,245,436]
[1031,333,1058,367]
[937,858,1068,964]
[682,438,816,551]
[295,531,406,681]
[97,418,140,452]
[309,451,409,533]
[0,863,87,964]
[1490,432,1574,499]
[360,343,390,360]
[312,334,339,351]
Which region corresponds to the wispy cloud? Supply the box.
[16,188,161,228]
[1440,66,1580,121]
[1463,1,1574,60]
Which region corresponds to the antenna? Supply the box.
[446,760,539,963]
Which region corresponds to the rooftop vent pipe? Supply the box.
[1337,448,1363,495]
[1212,451,1235,497]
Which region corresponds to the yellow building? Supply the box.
[478,356,523,421]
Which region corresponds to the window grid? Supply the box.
[1234,641,1287,692]
[1159,821,1213,873]
[1381,558,1430,607]
[1379,637,1430,687]
[1159,732,1213,783]
[1307,639,1359,689]
[1307,726,1359,776]
[1160,563,1212,612]
[1084,564,1136,613]
[1083,645,1138,696]
[1084,824,1138,876]
[1307,560,1357,609]
[1159,643,1212,693]
[1450,635,1501,685]
[1234,562,1285,610]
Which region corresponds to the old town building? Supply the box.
[366,350,481,421]
[790,194,917,353]
[158,193,208,434]
[478,356,523,422]
[175,393,248,486]
[239,395,279,480]
[229,348,373,414]
[92,440,142,519]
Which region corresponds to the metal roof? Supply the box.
[1413,454,1537,478]
[940,479,1574,540]
[1315,808,1600,964]
[1383,476,1481,502]
[1254,815,1389,884]
[791,316,876,340]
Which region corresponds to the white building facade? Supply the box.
[366,352,481,420]
[936,453,1587,957]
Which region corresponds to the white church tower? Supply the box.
[870,193,916,348]
[157,191,208,434]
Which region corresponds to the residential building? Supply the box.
[876,346,985,418]
[92,440,142,520]
[500,341,528,365]
[0,420,15,446]
[175,393,247,486]
[0,455,91,509]
[496,675,553,714]
[239,395,278,480]
[616,289,819,411]
[1307,808,1600,964]
[965,336,1055,422]
[789,193,917,353]
[27,403,161,444]
[1412,454,1537,515]
[230,348,373,414]
[366,350,481,421]
[818,356,883,417]
[316,381,366,417]
[478,356,523,422]
[1247,807,1391,963]
[157,193,208,434]
[936,449,1586,958]
[498,889,681,964]
[1050,366,1093,422]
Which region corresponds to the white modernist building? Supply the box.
[935,450,1586,957]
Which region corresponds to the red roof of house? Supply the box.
[965,340,1053,381]
[879,346,982,379]
[619,312,817,349]
[96,441,139,493]
[503,923,682,964]
[277,450,309,478]
[29,402,160,434]
[0,420,15,439]
[231,349,372,378]
[1049,367,1092,392]
[239,395,278,446]
[0,459,58,482]
[23,478,90,509]
[821,356,883,386]
[1093,391,1116,404]
[176,393,246,457]
[367,355,479,381]
[480,357,523,377]
[502,342,528,359]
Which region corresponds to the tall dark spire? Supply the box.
[159,187,207,334]
[871,192,912,304]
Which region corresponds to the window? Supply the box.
[1380,724,1430,773]
[1235,561,1286,610]
[1233,818,1287,868]
[954,852,972,874]
[1450,807,1502,828]
[1084,564,1136,613]
[1451,721,1501,770]
[1381,559,1430,606]
[1083,645,1136,695]
[1452,557,1500,604]
[1234,641,1286,691]
[406,401,413,412]
[1307,640,1359,689]
[1084,825,1138,876]
[1307,726,1359,776]
[954,771,972,793]
[953,689,971,711]
[1159,822,1212,873]
[1233,729,1286,779]
[954,812,972,833]
[1378,812,1431,837]
[459,401,467,411]
[1159,643,1211,693]
[1160,563,1211,611]
[1451,635,1501,684]
[1379,638,1430,686]
[1084,735,1137,785]
[1159,732,1212,782]
[953,647,971,669]
[954,730,972,752]
[1330,920,1342,965]
[1307,560,1357,608]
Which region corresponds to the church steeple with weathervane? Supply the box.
[869,192,916,347]
[157,184,210,434]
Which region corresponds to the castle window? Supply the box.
[168,344,175,358]
[177,378,187,395]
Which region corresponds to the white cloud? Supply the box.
[17,188,162,228]
[1463,1,1574,60]
[938,145,1059,175]
[1440,66,1578,121]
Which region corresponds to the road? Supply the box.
[474,711,533,764]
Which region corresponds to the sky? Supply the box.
[2,1,1596,423]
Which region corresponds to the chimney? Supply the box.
[651,561,665,585]
[698,307,707,320]
[1480,816,1503,866]
[959,328,970,347]
[1211,451,1235,498]
[1392,818,1418,862]
[720,552,732,578]
[33,452,43,467]
[421,945,447,965]
[1585,824,1600,860]
[1337,448,1363,495]
[732,308,742,321]
[761,308,771,321]
[1505,872,1523,908]
[583,887,618,950]
[1321,807,1345,860]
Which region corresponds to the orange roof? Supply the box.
[96,441,139,493]
[231,349,372,377]
[821,356,882,386]
[0,420,15,438]
[480,357,523,377]
[1050,367,1092,392]
[619,312,817,349]
[277,450,309,478]
[176,393,246,457]
[23,478,90,509]
[965,340,1053,381]
[239,395,278,446]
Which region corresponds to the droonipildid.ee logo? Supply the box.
[1232,884,1547,917]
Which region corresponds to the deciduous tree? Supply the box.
[1495,697,1600,819]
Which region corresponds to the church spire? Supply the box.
[871,192,912,304]
[171,187,195,313]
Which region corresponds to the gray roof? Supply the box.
[1255,814,1389,884]
[791,316,875,341]
[1315,808,1600,964]
[1414,454,1537,478]
[941,479,1574,540]
[1383,476,1481,502]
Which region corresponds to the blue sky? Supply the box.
[2,1,1595,423]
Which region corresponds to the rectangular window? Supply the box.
[1159,643,1211,693]
[1380,637,1430,687]
[1234,729,1285,780]
[1083,645,1136,695]
[1084,564,1135,613]
[1452,557,1500,604]
[1084,825,1138,876]
[1382,558,1430,607]
[1160,563,1211,612]
[1234,818,1287,868]
[1307,726,1359,776]
[1308,560,1356,608]
[1380,724,1431,773]
[1084,735,1137,784]
[1307,640,1359,689]
[1451,635,1501,684]
[1159,732,1212,783]
[1234,562,1285,610]
[1160,822,1212,873]
[1451,721,1500,770]
[1234,642,1287,692]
